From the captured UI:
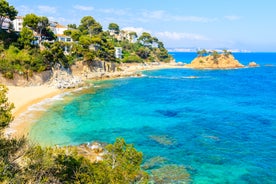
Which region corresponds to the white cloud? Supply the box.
[38,5,57,14]
[224,15,241,21]
[17,5,34,16]
[73,5,94,11]
[48,16,69,24]
[99,8,127,16]
[122,27,151,36]
[172,16,218,23]
[156,31,209,41]
[141,10,217,23]
[142,10,166,19]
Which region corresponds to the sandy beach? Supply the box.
[7,85,62,117]
[4,85,63,137]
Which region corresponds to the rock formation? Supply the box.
[0,70,53,86]
[48,67,83,89]
[186,54,244,69]
[248,61,259,67]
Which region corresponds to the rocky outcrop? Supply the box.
[0,70,52,86]
[71,60,119,79]
[186,54,244,69]
[248,62,259,67]
[76,142,105,163]
[71,60,143,80]
[48,68,83,89]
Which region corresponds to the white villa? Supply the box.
[115,47,123,59]
[49,22,72,42]
[12,16,23,32]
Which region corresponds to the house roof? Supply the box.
[56,34,70,38]
[55,24,67,28]
[15,16,24,19]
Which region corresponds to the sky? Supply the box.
[8,0,276,51]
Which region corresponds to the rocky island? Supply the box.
[186,50,244,69]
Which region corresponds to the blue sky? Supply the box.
[8,0,276,51]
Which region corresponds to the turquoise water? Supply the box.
[29,53,276,183]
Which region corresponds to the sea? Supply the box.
[26,52,276,183]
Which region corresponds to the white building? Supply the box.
[49,22,72,42]
[1,18,12,31]
[12,16,23,32]
[50,23,67,35]
[115,47,122,59]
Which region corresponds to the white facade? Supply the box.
[52,23,67,35]
[12,16,23,32]
[2,18,12,30]
[115,47,123,59]
[49,22,72,42]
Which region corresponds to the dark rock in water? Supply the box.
[142,156,167,170]
[155,110,179,117]
[150,164,190,183]
[149,135,176,146]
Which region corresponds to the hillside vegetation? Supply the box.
[0,0,171,81]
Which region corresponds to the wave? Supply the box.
[147,75,203,80]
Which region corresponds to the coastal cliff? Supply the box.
[186,53,244,69]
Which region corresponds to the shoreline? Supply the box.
[5,86,66,138]
[4,62,188,138]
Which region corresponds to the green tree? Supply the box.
[211,50,220,64]
[23,14,39,31]
[128,31,138,43]
[64,29,81,41]
[136,47,151,59]
[0,0,18,32]
[108,23,120,34]
[17,27,35,49]
[196,49,207,57]
[37,16,49,42]
[0,84,14,130]
[78,16,102,37]
[42,42,70,67]
[104,138,148,183]
[138,32,153,46]
[79,35,92,48]
[67,23,77,29]
[0,84,26,183]
[223,49,232,57]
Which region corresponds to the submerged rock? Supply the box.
[150,164,190,183]
[142,156,167,170]
[149,135,176,146]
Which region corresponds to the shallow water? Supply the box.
[29,52,276,183]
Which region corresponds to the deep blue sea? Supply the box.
[28,52,276,183]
